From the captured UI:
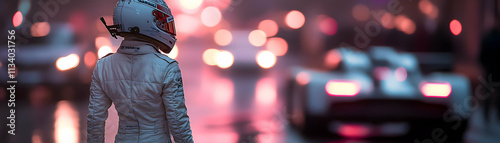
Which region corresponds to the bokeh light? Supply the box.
[395,15,416,35]
[296,72,310,85]
[98,46,113,59]
[56,54,80,71]
[176,14,199,34]
[180,0,203,10]
[256,50,277,69]
[95,36,111,49]
[248,30,267,47]
[84,51,97,68]
[325,49,342,69]
[380,12,395,29]
[68,12,88,34]
[203,49,220,66]
[258,19,279,37]
[265,37,288,56]
[31,22,51,37]
[373,67,390,80]
[54,101,79,143]
[201,6,222,27]
[211,0,232,11]
[318,15,338,35]
[167,45,179,59]
[32,130,42,143]
[216,50,234,69]
[419,0,439,19]
[419,0,433,15]
[214,29,233,46]
[213,78,234,105]
[421,82,452,97]
[325,80,361,96]
[338,124,370,138]
[285,10,305,29]
[395,67,407,81]
[352,4,370,22]
[255,77,277,105]
[13,11,23,27]
[449,19,462,36]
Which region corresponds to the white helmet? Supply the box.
[102,0,177,53]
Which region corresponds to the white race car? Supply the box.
[286,46,471,138]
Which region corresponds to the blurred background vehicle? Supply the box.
[0,0,498,142]
[286,46,471,139]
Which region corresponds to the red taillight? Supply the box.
[421,82,452,98]
[325,80,360,96]
[338,124,369,138]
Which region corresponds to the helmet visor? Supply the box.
[152,9,176,36]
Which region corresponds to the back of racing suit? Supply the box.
[87,38,193,143]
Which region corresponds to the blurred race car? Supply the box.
[286,46,471,137]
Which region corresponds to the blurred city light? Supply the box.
[32,130,42,143]
[248,30,267,47]
[317,15,338,35]
[352,4,370,22]
[373,67,390,80]
[255,77,277,105]
[338,124,370,138]
[68,12,88,34]
[325,80,361,96]
[325,49,342,69]
[395,67,407,81]
[285,10,305,29]
[98,46,113,59]
[214,29,233,46]
[201,6,222,27]
[203,49,220,66]
[380,12,395,29]
[180,0,203,10]
[419,0,433,15]
[450,19,462,36]
[211,0,232,11]
[265,37,288,56]
[258,19,279,37]
[421,82,452,98]
[12,11,23,27]
[213,78,234,105]
[95,36,112,49]
[31,22,51,37]
[256,50,277,69]
[216,50,234,69]
[167,45,179,59]
[176,14,200,34]
[54,101,79,143]
[395,15,416,35]
[296,72,310,85]
[419,0,439,19]
[84,51,97,68]
[56,54,80,71]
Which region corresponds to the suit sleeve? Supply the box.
[162,62,194,143]
[87,65,112,143]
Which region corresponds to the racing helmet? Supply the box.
[102,0,177,53]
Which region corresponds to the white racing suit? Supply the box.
[87,38,193,143]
